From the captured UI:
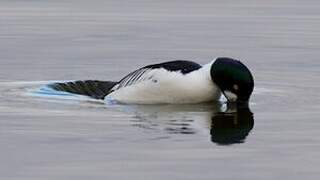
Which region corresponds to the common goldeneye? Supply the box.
[48,57,254,104]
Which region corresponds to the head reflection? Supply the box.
[210,104,254,145]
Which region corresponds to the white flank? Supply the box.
[105,62,221,104]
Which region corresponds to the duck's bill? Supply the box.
[222,90,238,102]
[222,90,249,106]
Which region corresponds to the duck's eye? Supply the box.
[233,84,239,91]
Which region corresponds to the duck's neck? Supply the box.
[195,60,215,81]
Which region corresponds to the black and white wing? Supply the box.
[111,60,202,91]
[48,80,118,99]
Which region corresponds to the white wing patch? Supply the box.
[112,68,156,91]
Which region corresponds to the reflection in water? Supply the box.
[125,102,254,145]
[210,105,254,145]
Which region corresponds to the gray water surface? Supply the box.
[1,1,320,179]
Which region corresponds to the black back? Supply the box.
[144,60,202,74]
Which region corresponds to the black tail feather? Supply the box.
[48,80,118,99]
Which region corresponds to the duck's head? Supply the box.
[210,57,254,104]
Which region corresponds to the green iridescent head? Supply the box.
[210,57,254,103]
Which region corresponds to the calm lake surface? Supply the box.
[1,0,320,179]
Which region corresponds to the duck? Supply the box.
[48,57,254,104]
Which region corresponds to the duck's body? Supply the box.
[49,58,254,104]
[106,61,220,104]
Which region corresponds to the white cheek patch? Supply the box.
[223,90,238,102]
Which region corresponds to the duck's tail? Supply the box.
[48,80,118,100]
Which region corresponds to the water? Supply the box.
[1,0,320,179]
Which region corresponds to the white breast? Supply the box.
[105,63,221,104]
